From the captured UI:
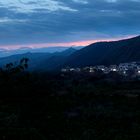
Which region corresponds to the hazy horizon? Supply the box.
[0,35,138,50]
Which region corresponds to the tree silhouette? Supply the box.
[20,58,29,70]
[5,63,14,71]
[0,58,29,78]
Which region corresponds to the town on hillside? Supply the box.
[61,61,140,78]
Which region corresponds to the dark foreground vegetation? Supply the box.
[0,60,140,140]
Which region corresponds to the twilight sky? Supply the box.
[0,0,140,49]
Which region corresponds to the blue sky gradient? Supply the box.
[0,0,139,48]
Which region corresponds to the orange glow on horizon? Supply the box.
[0,35,137,50]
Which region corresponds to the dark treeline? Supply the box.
[0,59,140,140]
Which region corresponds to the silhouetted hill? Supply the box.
[64,36,140,67]
[35,48,77,71]
[0,47,77,71]
[59,47,77,56]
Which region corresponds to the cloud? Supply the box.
[0,0,77,13]
[105,0,118,3]
[72,0,88,4]
[0,0,139,48]
[0,17,27,23]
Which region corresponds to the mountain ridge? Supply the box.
[64,35,140,67]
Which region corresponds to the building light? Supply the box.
[70,68,75,71]
[112,68,117,72]
[138,70,140,74]
[123,71,126,74]
[89,69,94,73]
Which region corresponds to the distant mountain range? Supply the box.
[0,47,77,71]
[0,36,140,71]
[0,46,83,58]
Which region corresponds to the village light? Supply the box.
[112,68,117,72]
[89,68,94,73]
[123,71,126,74]
[138,70,140,74]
